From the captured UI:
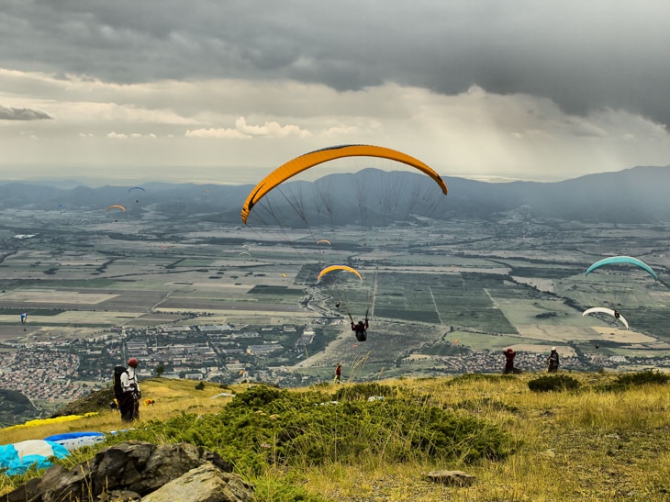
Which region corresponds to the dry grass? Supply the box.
[4,373,670,500]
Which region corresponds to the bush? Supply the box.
[445,373,517,386]
[332,382,396,402]
[528,375,581,393]
[596,369,670,392]
[614,369,670,387]
[195,382,205,391]
[108,386,511,475]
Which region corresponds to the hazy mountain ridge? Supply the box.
[1,165,669,224]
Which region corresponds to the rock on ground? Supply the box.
[424,470,476,487]
[141,462,253,502]
[1,441,241,502]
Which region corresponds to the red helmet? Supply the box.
[127,358,139,367]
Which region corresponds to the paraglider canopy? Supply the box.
[105,204,126,212]
[585,256,657,281]
[582,307,629,329]
[241,144,448,224]
[317,265,362,281]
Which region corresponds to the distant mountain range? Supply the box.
[2,165,670,225]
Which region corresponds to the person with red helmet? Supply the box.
[503,348,517,375]
[119,357,141,422]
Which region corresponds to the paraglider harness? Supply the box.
[113,366,140,401]
[350,310,369,342]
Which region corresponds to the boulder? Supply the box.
[140,462,253,502]
[424,470,476,487]
[1,441,235,502]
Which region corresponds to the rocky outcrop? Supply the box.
[1,441,252,502]
[141,463,252,502]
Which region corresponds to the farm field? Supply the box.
[0,207,668,383]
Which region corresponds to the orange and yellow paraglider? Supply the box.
[241,145,448,224]
[317,265,362,281]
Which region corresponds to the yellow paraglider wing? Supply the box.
[241,144,448,224]
[317,265,362,281]
[105,204,126,212]
[317,239,331,245]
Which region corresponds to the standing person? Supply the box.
[547,347,560,373]
[334,362,342,384]
[117,358,141,422]
[503,348,517,374]
[351,319,369,342]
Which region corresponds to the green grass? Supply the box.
[5,373,670,501]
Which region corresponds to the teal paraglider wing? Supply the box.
[585,256,657,281]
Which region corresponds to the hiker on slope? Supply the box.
[547,347,560,373]
[118,358,141,422]
[503,348,517,375]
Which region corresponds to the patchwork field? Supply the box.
[0,211,668,381]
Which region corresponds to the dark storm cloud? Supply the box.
[0,105,52,121]
[2,1,669,124]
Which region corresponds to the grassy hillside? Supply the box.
[2,372,670,501]
[0,389,37,428]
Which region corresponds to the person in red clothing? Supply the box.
[334,363,342,384]
[351,319,369,342]
[503,348,517,374]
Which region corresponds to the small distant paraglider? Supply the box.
[105,204,126,222]
[128,186,146,204]
[20,313,27,324]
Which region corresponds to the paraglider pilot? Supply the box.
[547,347,560,373]
[120,358,141,422]
[614,310,621,319]
[503,348,517,374]
[351,319,369,342]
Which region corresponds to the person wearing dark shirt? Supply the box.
[351,319,369,342]
[503,348,517,374]
[547,347,560,373]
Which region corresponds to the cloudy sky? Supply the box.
[1,0,669,185]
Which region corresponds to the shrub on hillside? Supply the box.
[110,386,511,474]
[332,382,396,402]
[528,375,580,393]
[445,373,517,386]
[596,369,670,392]
[614,369,669,386]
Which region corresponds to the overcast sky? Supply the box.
[1,0,669,185]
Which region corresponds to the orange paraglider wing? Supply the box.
[241,144,447,224]
[317,265,362,281]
